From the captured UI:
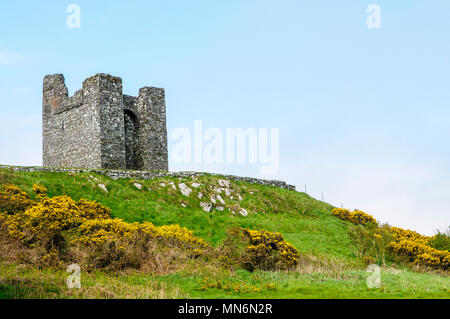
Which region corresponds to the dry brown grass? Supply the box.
[294,254,358,280]
[409,264,450,277]
[67,240,195,275]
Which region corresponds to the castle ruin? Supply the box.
[42,73,168,171]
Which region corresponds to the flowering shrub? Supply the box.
[389,226,430,245]
[387,227,450,270]
[70,219,150,271]
[70,218,208,270]
[73,219,207,251]
[333,207,449,270]
[72,218,135,245]
[32,184,48,200]
[0,184,34,214]
[142,223,209,251]
[3,196,111,243]
[331,208,351,220]
[350,210,378,225]
[75,199,111,220]
[0,184,209,270]
[221,228,299,271]
[415,253,441,268]
[332,208,377,226]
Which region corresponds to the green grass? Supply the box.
[0,167,449,299]
[0,169,354,258]
[0,262,448,299]
[0,262,186,299]
[163,269,449,299]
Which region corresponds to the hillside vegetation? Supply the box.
[0,167,448,299]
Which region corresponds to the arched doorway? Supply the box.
[124,110,139,170]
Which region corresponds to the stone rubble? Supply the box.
[216,195,225,205]
[178,183,192,197]
[168,181,177,190]
[200,202,212,213]
[98,184,108,193]
[239,208,249,216]
[218,179,231,188]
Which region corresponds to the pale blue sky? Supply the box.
[0,1,449,234]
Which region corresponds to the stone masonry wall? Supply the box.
[137,87,169,172]
[96,74,127,169]
[43,74,102,168]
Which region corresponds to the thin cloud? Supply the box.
[0,50,24,65]
[0,115,41,166]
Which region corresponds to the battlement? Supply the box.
[42,73,168,171]
[43,73,123,115]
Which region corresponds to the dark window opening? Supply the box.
[124,110,140,170]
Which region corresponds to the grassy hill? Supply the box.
[0,167,448,299]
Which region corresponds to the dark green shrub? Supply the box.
[429,227,450,252]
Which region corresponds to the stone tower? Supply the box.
[42,73,168,171]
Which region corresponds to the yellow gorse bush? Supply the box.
[2,195,112,243]
[221,228,299,271]
[74,198,111,220]
[32,184,48,200]
[146,223,209,250]
[72,218,136,245]
[387,226,450,270]
[389,226,430,245]
[72,218,207,252]
[243,229,299,269]
[0,184,209,269]
[332,207,449,270]
[331,208,377,226]
[0,184,34,214]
